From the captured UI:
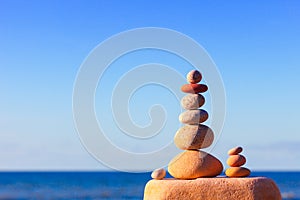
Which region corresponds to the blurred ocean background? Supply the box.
[0,171,298,200]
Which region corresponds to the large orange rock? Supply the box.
[174,125,214,150]
[143,177,282,200]
[168,150,223,179]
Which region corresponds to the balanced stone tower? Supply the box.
[168,70,223,179]
[225,146,251,177]
[144,70,282,200]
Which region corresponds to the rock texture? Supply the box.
[227,154,246,167]
[228,146,243,155]
[179,109,209,124]
[168,150,223,179]
[181,94,205,110]
[143,177,282,200]
[225,167,251,177]
[181,84,208,93]
[186,70,202,83]
[151,168,166,180]
[174,125,214,150]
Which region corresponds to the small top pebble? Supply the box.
[228,146,243,155]
[187,70,202,84]
[151,168,166,180]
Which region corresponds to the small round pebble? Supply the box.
[151,168,166,180]
[228,146,243,155]
[181,84,208,94]
[227,154,246,167]
[181,94,205,110]
[179,109,209,124]
[225,167,251,177]
[186,70,202,84]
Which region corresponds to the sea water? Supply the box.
[0,171,299,200]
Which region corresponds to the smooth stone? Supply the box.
[143,177,282,200]
[227,155,246,167]
[180,94,205,110]
[174,125,214,150]
[181,84,208,94]
[228,146,243,155]
[151,168,166,180]
[186,70,202,84]
[225,167,251,177]
[179,109,208,124]
[168,150,223,179]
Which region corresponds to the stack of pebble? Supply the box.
[225,146,251,177]
[166,70,223,179]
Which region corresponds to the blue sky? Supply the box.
[1,0,300,171]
